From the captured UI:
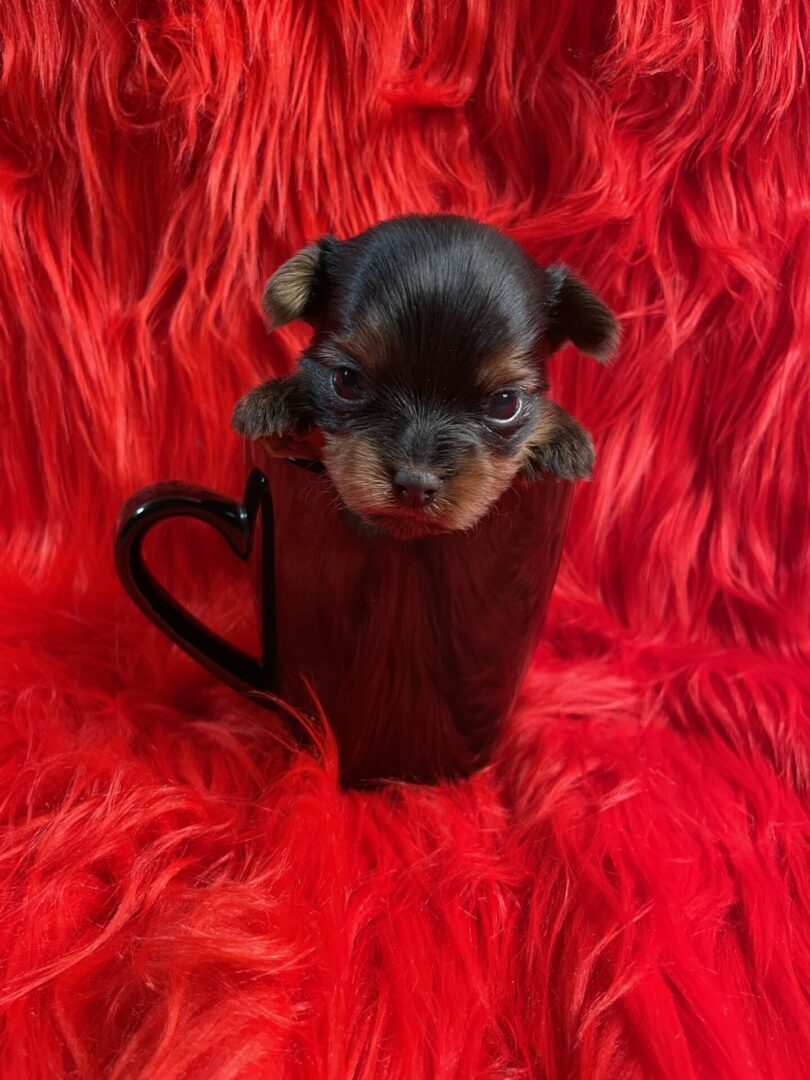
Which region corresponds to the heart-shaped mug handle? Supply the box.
[114,468,274,692]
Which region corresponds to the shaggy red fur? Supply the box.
[1,1,808,1076]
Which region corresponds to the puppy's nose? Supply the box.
[392,467,441,508]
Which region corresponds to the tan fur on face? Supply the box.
[438,433,541,531]
[322,433,395,517]
[434,405,567,530]
[335,311,391,373]
[524,398,560,447]
[323,422,541,536]
[474,345,542,396]
[262,244,321,328]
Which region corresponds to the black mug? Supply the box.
[115,443,573,784]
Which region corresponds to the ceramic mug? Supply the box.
[114,443,573,784]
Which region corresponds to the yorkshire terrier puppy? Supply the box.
[233,214,618,539]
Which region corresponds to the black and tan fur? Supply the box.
[233,214,619,538]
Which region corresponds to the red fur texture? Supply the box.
[1,2,808,1076]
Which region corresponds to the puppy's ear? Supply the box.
[262,237,337,329]
[232,371,322,459]
[521,399,595,481]
[543,265,619,361]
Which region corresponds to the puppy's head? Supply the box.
[233,215,618,539]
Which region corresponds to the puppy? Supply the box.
[233,214,618,539]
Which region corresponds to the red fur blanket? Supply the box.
[1,1,808,1076]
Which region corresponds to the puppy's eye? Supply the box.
[333,365,363,401]
[487,389,521,422]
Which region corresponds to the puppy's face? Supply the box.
[234,215,618,539]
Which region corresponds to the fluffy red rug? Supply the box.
[1,1,808,1076]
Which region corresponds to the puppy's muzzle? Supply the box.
[392,467,442,509]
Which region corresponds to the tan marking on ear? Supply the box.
[262,244,322,328]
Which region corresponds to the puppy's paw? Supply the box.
[521,401,595,482]
[232,373,310,438]
[232,372,322,458]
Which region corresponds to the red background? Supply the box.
[1,1,808,1076]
